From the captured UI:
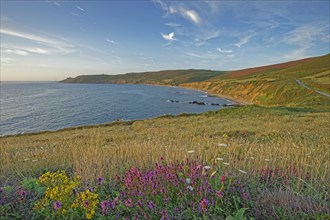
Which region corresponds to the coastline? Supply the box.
[0,82,247,138]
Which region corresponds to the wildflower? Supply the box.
[18,189,26,197]
[148,200,156,210]
[238,169,247,174]
[160,209,170,220]
[125,199,133,208]
[136,200,143,207]
[187,150,195,154]
[199,198,209,212]
[187,186,194,191]
[53,201,62,210]
[220,175,226,184]
[97,176,104,186]
[216,190,224,199]
[84,200,89,208]
[185,178,191,184]
[219,143,228,147]
[203,165,211,170]
[216,157,224,161]
[223,162,230,166]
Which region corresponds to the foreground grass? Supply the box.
[1,106,329,219]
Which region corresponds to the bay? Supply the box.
[0,82,231,136]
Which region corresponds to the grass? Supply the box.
[1,106,329,218]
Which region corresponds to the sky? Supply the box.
[1,0,329,81]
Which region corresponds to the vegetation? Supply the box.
[60,69,225,86]
[1,54,329,219]
[1,106,329,219]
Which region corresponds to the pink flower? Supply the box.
[216,190,224,199]
[53,201,62,210]
[220,175,226,184]
[125,199,133,208]
[199,198,209,212]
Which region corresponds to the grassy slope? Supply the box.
[60,69,225,85]
[1,106,329,189]
[181,54,330,108]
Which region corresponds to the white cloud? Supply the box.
[3,49,29,56]
[281,23,329,59]
[164,22,181,28]
[217,48,233,53]
[106,38,119,45]
[183,10,201,25]
[1,57,15,63]
[153,1,201,25]
[75,5,85,12]
[0,28,75,54]
[235,33,256,48]
[161,32,177,41]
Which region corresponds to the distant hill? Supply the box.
[182,54,330,108]
[60,69,226,85]
[61,54,330,108]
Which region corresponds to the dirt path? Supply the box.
[295,79,330,98]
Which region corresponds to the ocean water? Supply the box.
[0,82,231,136]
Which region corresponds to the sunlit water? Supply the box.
[0,82,231,136]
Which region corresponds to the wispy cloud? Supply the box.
[3,49,29,56]
[217,48,233,53]
[164,22,181,28]
[0,28,75,54]
[281,23,329,59]
[183,9,201,25]
[235,33,256,48]
[106,38,119,45]
[71,12,79,17]
[161,32,177,41]
[1,57,15,63]
[154,0,201,25]
[75,5,85,12]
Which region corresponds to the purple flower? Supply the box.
[18,189,26,197]
[199,198,209,212]
[216,190,224,199]
[101,200,110,215]
[53,201,62,210]
[125,199,133,208]
[148,200,156,210]
[84,200,89,208]
[97,176,104,185]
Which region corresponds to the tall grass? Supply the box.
[1,106,329,196]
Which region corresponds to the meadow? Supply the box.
[1,105,329,219]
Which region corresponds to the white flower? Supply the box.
[219,143,228,147]
[203,165,211,170]
[238,169,247,174]
[216,158,224,161]
[185,178,191,184]
[187,186,194,191]
[187,150,195,154]
[223,162,230,166]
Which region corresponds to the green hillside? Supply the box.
[182,54,330,108]
[60,69,225,85]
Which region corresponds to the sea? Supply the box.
[0,82,232,136]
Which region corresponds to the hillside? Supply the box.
[182,54,330,108]
[61,54,330,108]
[60,69,225,85]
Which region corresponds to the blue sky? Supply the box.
[1,0,329,81]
